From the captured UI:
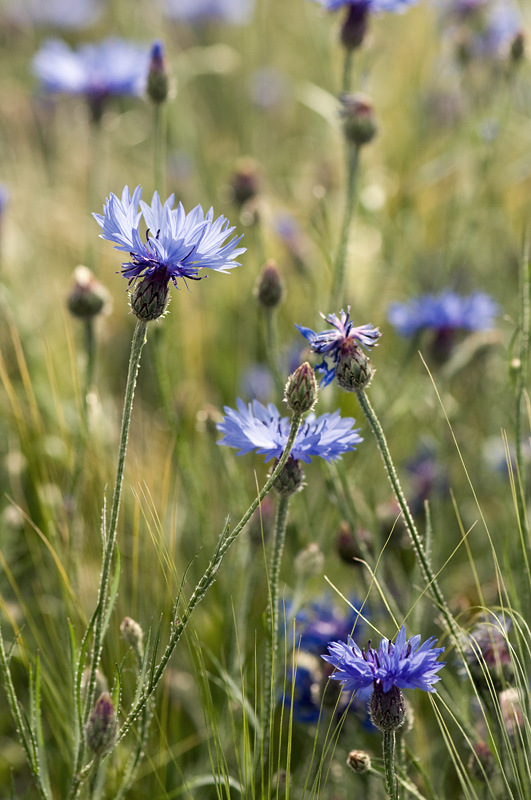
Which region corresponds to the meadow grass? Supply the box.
[0,0,530,797]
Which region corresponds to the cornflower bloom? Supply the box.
[387,290,498,352]
[323,626,445,731]
[94,185,244,320]
[296,307,381,389]
[32,38,150,121]
[217,399,362,464]
[161,0,254,25]
[311,0,418,49]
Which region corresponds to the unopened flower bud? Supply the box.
[510,31,525,64]
[272,454,305,496]
[130,274,170,321]
[67,266,111,320]
[340,93,377,146]
[335,339,374,391]
[120,616,144,660]
[230,158,260,207]
[295,542,325,579]
[369,684,406,732]
[147,40,170,104]
[340,4,369,50]
[347,749,371,774]
[285,362,318,414]
[86,692,117,756]
[256,259,283,309]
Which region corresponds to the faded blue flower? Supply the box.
[161,0,254,24]
[323,626,445,694]
[8,0,101,28]
[288,597,364,656]
[216,399,362,463]
[94,185,244,287]
[312,0,417,13]
[296,308,381,387]
[388,290,498,338]
[438,0,523,60]
[32,38,150,119]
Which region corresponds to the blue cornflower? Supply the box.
[216,398,362,463]
[94,185,244,287]
[33,38,150,120]
[8,0,101,28]
[387,290,498,338]
[312,0,417,13]
[296,308,381,388]
[289,597,364,656]
[322,626,445,694]
[161,0,254,24]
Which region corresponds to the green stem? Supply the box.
[355,388,459,643]
[383,730,399,800]
[342,48,354,93]
[114,413,303,748]
[261,492,291,768]
[68,320,148,799]
[330,143,360,311]
[0,627,51,800]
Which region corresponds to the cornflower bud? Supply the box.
[130,273,170,321]
[340,4,369,50]
[86,693,117,757]
[510,31,525,63]
[285,362,318,414]
[67,266,111,320]
[335,338,374,391]
[230,157,260,207]
[340,93,377,146]
[120,616,144,661]
[255,259,283,309]
[147,40,170,104]
[347,749,371,774]
[271,455,305,496]
[369,683,406,732]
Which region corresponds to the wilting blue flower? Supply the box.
[33,38,150,119]
[7,0,101,28]
[161,0,254,24]
[388,290,498,338]
[94,185,244,287]
[217,399,362,463]
[296,308,381,387]
[312,0,417,13]
[323,626,445,693]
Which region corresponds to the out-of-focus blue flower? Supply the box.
[0,185,10,219]
[7,0,101,29]
[216,399,362,463]
[240,365,275,403]
[439,0,523,60]
[388,291,498,338]
[283,656,322,724]
[323,626,445,693]
[94,185,244,288]
[312,0,417,13]
[161,0,254,24]
[287,597,364,656]
[32,38,150,118]
[249,67,289,110]
[405,444,448,515]
[296,308,381,387]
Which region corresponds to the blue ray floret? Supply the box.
[94,186,245,287]
[387,290,498,337]
[33,38,150,101]
[312,0,417,13]
[322,625,445,694]
[296,308,381,387]
[216,399,362,463]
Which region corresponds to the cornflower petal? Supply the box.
[388,291,498,337]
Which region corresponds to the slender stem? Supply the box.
[115,413,303,748]
[382,731,399,800]
[0,626,50,800]
[330,143,360,311]
[342,48,354,93]
[69,320,148,799]
[355,388,459,643]
[261,493,291,768]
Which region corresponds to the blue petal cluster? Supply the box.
[32,38,149,100]
[387,291,498,337]
[161,0,254,24]
[296,308,381,387]
[312,0,417,13]
[289,597,364,655]
[216,399,362,463]
[322,626,445,694]
[94,186,245,287]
